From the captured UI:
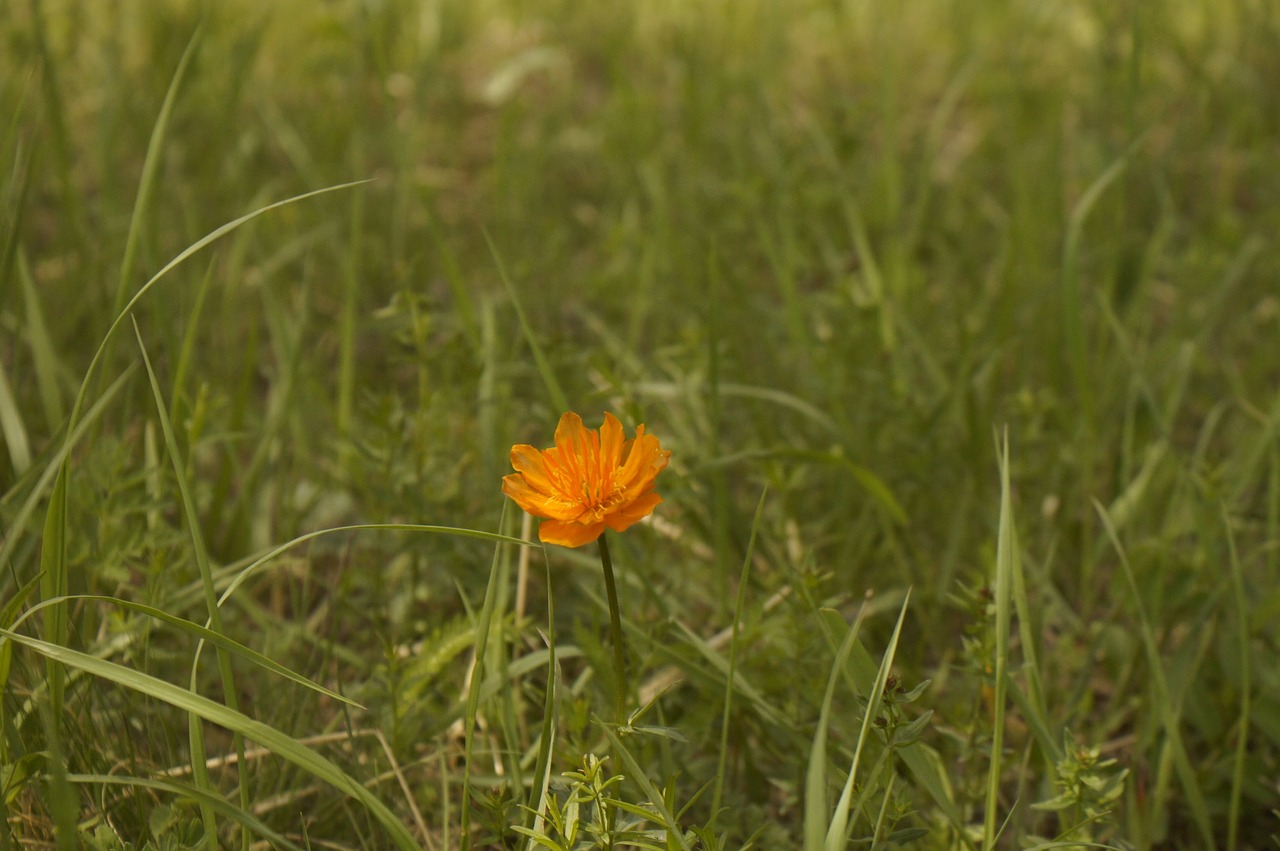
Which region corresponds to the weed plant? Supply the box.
[2,0,1279,848]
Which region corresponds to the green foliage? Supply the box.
[3,0,1280,847]
[1028,731,1129,848]
[514,753,678,851]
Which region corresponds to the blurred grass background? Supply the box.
[2,0,1279,847]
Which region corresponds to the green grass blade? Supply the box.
[429,216,481,353]
[40,698,77,851]
[1003,436,1061,765]
[168,261,215,424]
[826,592,911,851]
[461,502,513,851]
[868,771,895,851]
[27,0,85,245]
[0,370,131,575]
[16,248,65,430]
[112,27,201,317]
[66,179,373,434]
[485,230,569,415]
[666,621,791,731]
[337,177,364,458]
[66,774,304,851]
[1094,500,1215,848]
[523,550,559,851]
[713,487,767,819]
[0,629,422,851]
[0,134,32,323]
[601,726,693,851]
[0,571,40,800]
[14,595,360,709]
[217,523,537,608]
[0,360,30,475]
[26,186,371,770]
[1227,386,1280,512]
[1006,679,1060,768]
[1062,150,1131,425]
[983,435,1015,847]
[37,444,68,702]
[803,603,869,851]
[704,243,731,597]
[1221,505,1249,851]
[134,319,247,842]
[815,608,960,827]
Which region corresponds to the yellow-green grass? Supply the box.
[2,0,1278,847]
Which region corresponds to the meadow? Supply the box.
[2,0,1278,847]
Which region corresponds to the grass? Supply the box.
[2,0,1280,847]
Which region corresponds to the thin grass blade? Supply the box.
[67,774,303,851]
[484,230,569,415]
[113,27,201,317]
[0,629,422,851]
[0,362,30,475]
[713,487,767,818]
[826,591,911,851]
[1094,500,1215,847]
[1221,506,1249,851]
[16,248,65,438]
[803,604,868,851]
[14,595,360,708]
[461,503,513,851]
[523,549,559,851]
[602,726,693,851]
[66,179,373,434]
[983,434,1015,847]
[134,320,247,841]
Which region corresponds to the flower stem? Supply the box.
[597,532,628,720]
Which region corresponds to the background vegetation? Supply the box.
[2,0,1278,847]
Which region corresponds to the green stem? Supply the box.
[597,533,629,720]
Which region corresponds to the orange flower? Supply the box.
[503,412,671,548]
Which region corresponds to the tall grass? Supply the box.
[2,0,1278,847]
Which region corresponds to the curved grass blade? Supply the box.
[601,726,693,851]
[1095,500,1215,848]
[712,487,767,819]
[983,434,1015,847]
[461,502,513,851]
[1062,148,1132,424]
[112,28,201,318]
[66,773,303,851]
[14,595,360,709]
[0,629,422,851]
[30,181,371,832]
[0,369,130,621]
[216,523,538,609]
[523,548,559,851]
[0,353,31,475]
[1220,505,1249,851]
[826,591,911,851]
[67,179,374,434]
[803,603,869,851]
[815,608,960,827]
[485,230,569,415]
[135,319,246,840]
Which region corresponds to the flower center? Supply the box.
[546,461,620,521]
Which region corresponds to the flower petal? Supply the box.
[552,412,589,483]
[509,444,554,494]
[617,428,670,496]
[501,473,552,518]
[538,518,606,548]
[599,412,625,478]
[502,473,582,521]
[603,492,662,533]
